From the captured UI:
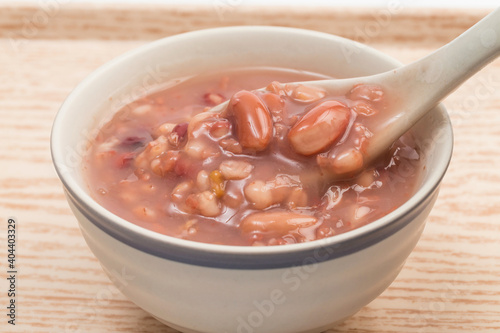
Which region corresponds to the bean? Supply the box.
[244,175,300,210]
[219,138,243,154]
[355,205,372,220]
[150,150,179,176]
[288,84,326,103]
[356,169,376,188]
[265,81,286,96]
[219,160,253,180]
[267,238,288,246]
[171,181,193,203]
[261,92,285,122]
[286,187,308,209]
[121,136,146,146]
[316,226,335,239]
[181,219,198,236]
[185,194,199,210]
[332,149,364,175]
[209,170,225,198]
[228,91,273,152]
[97,137,120,153]
[185,139,219,159]
[240,212,317,234]
[243,180,273,210]
[167,122,188,148]
[203,93,226,106]
[118,186,138,203]
[209,119,232,138]
[188,112,220,139]
[351,100,378,116]
[173,154,199,177]
[196,170,210,191]
[134,168,151,181]
[222,190,244,209]
[131,104,153,116]
[153,122,176,139]
[350,123,372,152]
[134,135,169,169]
[197,191,221,217]
[348,84,384,102]
[287,100,350,156]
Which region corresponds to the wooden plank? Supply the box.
[0,4,490,44]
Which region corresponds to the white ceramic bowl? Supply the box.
[51,26,453,333]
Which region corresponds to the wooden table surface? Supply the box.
[1,3,499,333]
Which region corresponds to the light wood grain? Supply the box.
[1,3,499,333]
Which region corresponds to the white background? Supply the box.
[3,0,499,7]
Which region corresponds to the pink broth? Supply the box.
[83,67,423,246]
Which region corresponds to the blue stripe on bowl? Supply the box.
[65,183,440,269]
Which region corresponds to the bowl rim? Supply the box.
[51,26,453,269]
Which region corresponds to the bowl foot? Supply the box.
[152,314,352,333]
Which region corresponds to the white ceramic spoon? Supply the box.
[211,8,500,177]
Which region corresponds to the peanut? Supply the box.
[228,91,273,152]
[288,100,350,156]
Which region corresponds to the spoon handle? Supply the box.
[368,8,500,163]
[394,7,500,111]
